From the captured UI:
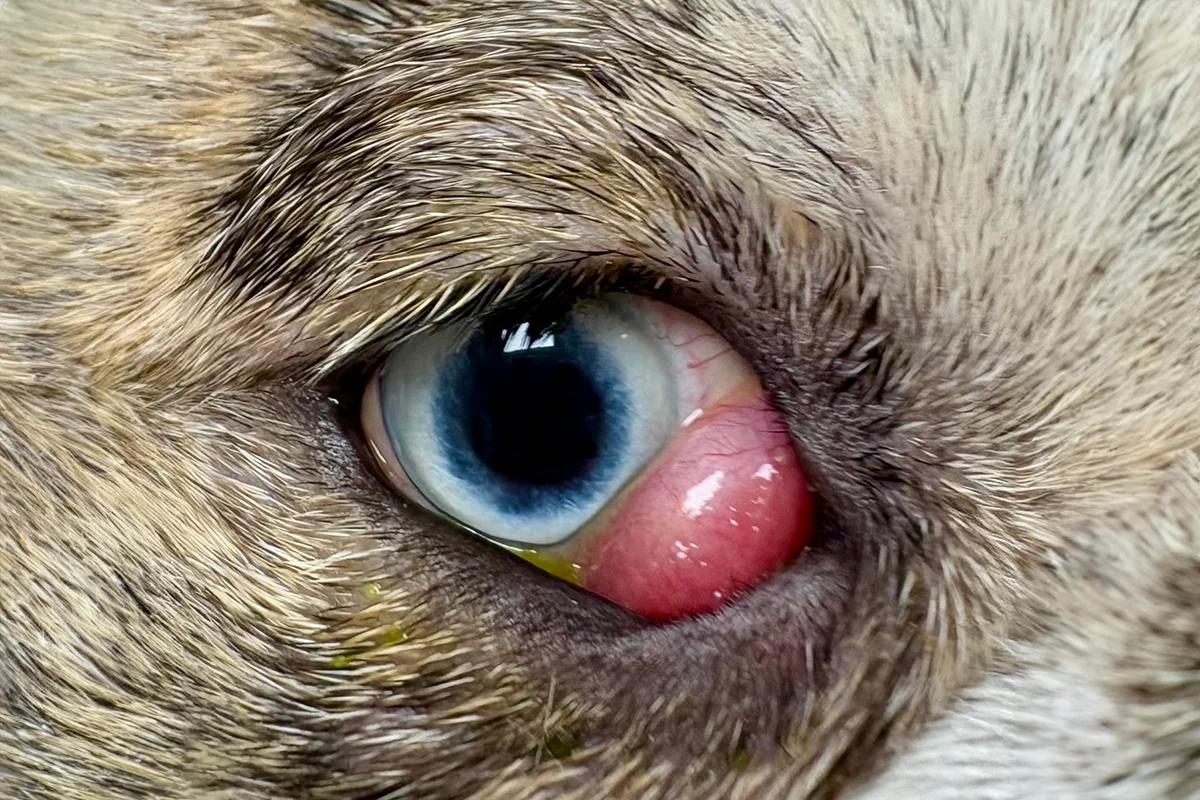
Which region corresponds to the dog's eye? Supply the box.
[360,294,815,620]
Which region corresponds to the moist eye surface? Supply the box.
[435,320,632,516]
[361,293,815,620]
[370,295,678,546]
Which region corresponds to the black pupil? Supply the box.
[465,329,605,486]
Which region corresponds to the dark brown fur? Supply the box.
[3,1,1200,798]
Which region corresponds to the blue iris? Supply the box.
[431,317,632,519]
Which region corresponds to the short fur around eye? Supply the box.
[3,1,1200,799]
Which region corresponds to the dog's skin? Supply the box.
[3,1,1200,798]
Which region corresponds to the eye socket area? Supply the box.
[359,293,816,621]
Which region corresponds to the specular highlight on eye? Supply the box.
[360,294,814,621]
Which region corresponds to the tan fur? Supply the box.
[2,1,1200,797]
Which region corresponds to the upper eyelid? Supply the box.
[312,262,672,381]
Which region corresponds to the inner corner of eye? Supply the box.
[359,293,816,622]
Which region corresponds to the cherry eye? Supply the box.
[360,294,815,621]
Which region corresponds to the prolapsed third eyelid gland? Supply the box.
[568,388,815,621]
